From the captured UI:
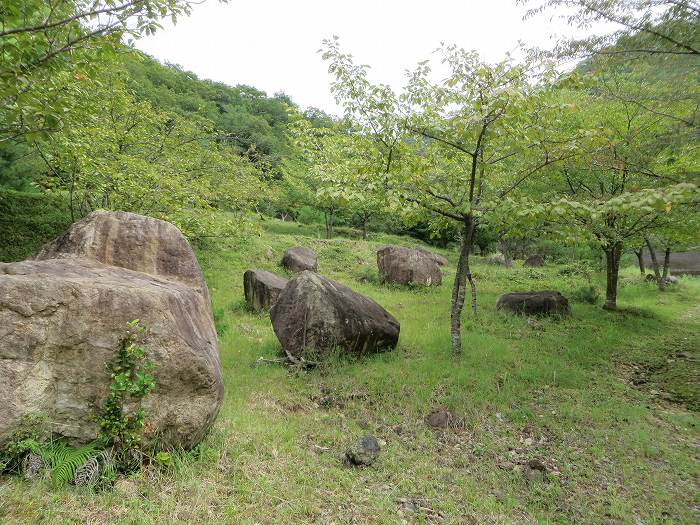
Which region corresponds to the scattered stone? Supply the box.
[426,408,455,429]
[243,269,289,311]
[281,246,318,273]
[0,211,223,450]
[523,464,545,482]
[496,291,570,316]
[377,245,442,286]
[22,453,45,480]
[524,254,545,267]
[270,271,400,358]
[664,275,679,285]
[488,253,513,268]
[345,435,381,466]
[523,458,547,482]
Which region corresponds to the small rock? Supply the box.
[523,466,545,482]
[397,498,419,514]
[523,458,547,481]
[426,408,454,429]
[345,435,381,466]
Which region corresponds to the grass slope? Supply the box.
[1,218,699,524]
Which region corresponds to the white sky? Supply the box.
[135,0,579,114]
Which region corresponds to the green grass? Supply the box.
[1,217,699,524]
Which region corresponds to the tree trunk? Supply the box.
[645,238,664,290]
[324,210,334,239]
[362,217,368,240]
[634,248,645,276]
[661,246,671,288]
[603,242,622,310]
[450,218,477,354]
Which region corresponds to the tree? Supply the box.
[34,65,262,238]
[643,209,700,288]
[520,0,700,58]
[498,78,699,309]
[0,0,201,143]
[286,114,385,239]
[323,40,578,354]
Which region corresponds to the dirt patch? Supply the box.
[626,338,699,412]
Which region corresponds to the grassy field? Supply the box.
[1,217,699,524]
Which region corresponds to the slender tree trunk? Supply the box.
[362,216,368,240]
[324,210,333,239]
[450,218,477,354]
[645,238,664,290]
[661,246,671,288]
[603,242,622,310]
[634,248,645,276]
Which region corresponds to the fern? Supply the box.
[36,441,97,487]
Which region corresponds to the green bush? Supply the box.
[571,285,601,304]
[0,190,72,262]
[296,206,325,225]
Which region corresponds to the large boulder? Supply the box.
[270,271,400,358]
[377,246,442,286]
[523,255,545,268]
[281,246,318,273]
[0,211,223,449]
[35,209,211,306]
[496,291,570,316]
[243,269,288,311]
[416,248,448,267]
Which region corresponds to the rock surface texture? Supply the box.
[416,248,448,267]
[345,435,381,466]
[243,269,288,311]
[377,246,442,286]
[270,271,400,358]
[281,246,318,273]
[496,291,570,316]
[489,253,513,268]
[0,210,223,449]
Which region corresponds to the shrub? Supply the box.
[571,285,601,304]
[0,189,72,262]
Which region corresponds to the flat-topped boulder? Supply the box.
[377,246,442,286]
[0,211,223,450]
[496,290,570,316]
[270,271,400,358]
[35,209,210,303]
[489,253,513,268]
[243,269,288,311]
[524,254,545,267]
[416,248,448,267]
[281,246,318,273]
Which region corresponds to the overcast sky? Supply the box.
[135,0,580,114]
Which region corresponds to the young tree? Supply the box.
[643,210,700,288]
[499,78,699,309]
[323,41,578,353]
[286,115,386,239]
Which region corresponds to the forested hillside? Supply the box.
[124,53,298,174]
